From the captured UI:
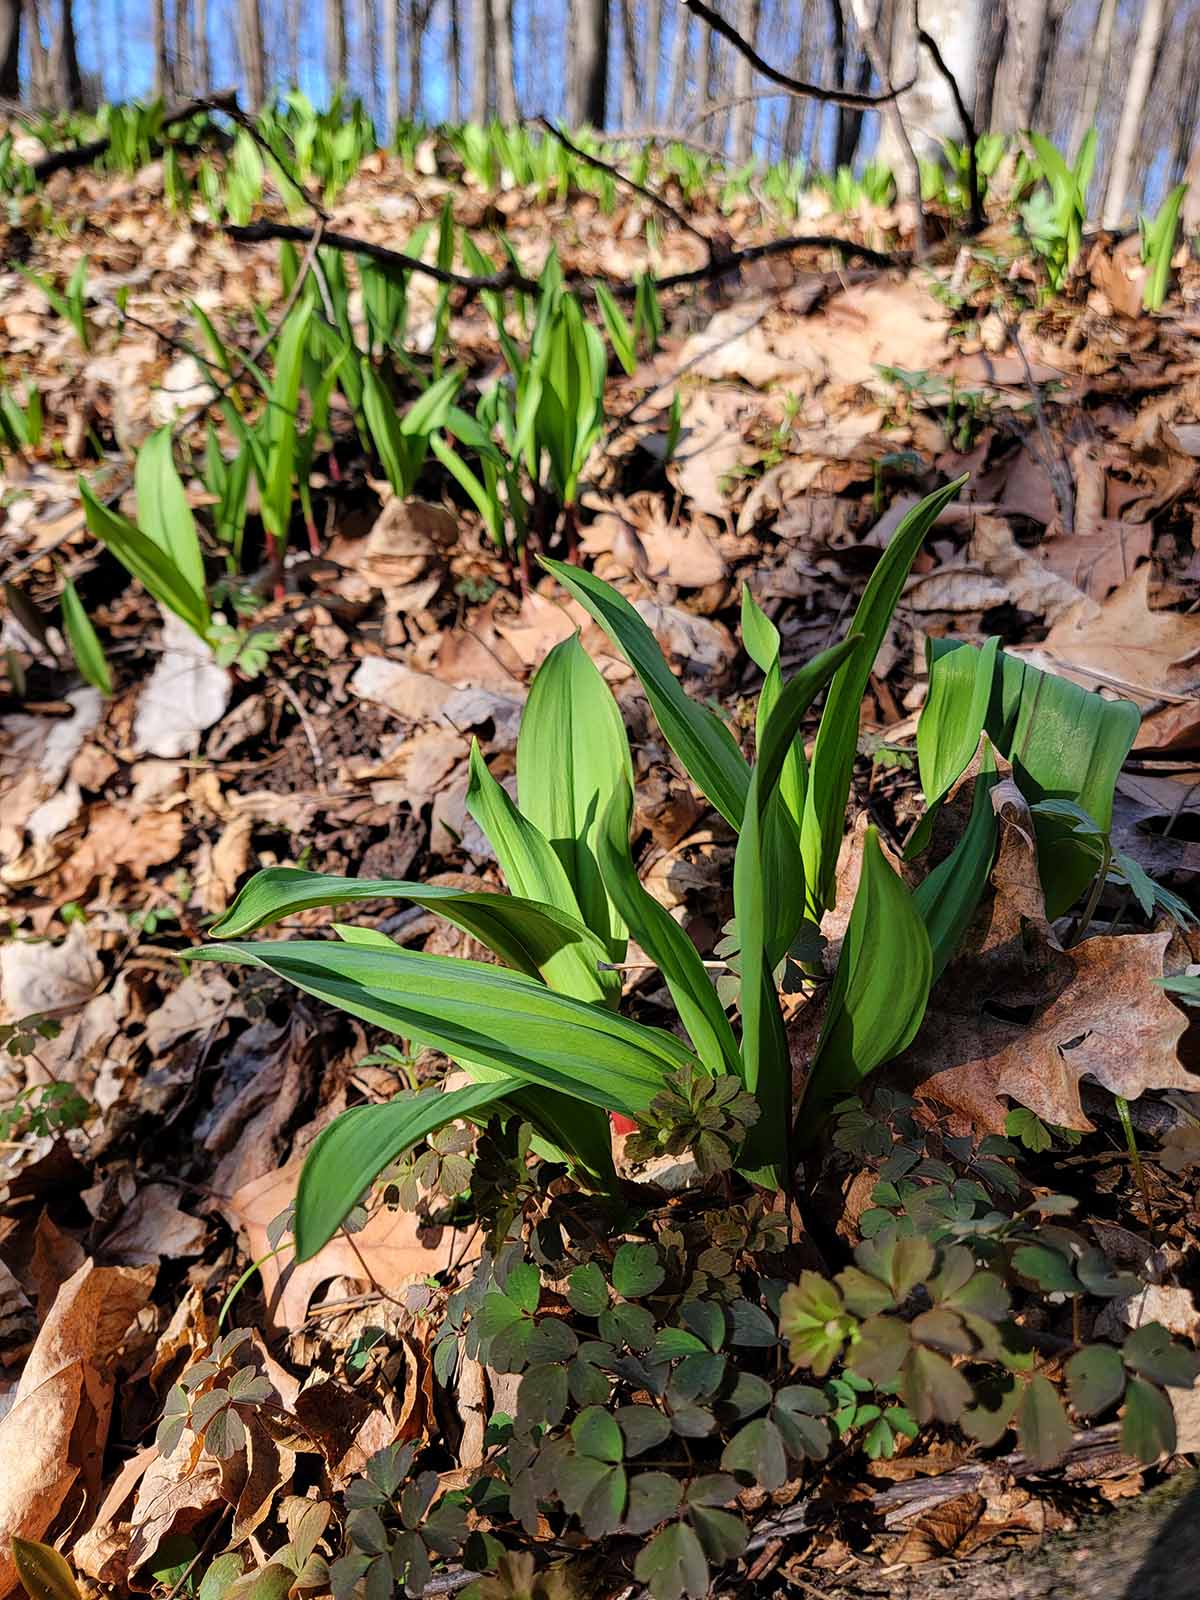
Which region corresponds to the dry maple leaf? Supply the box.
[1026,565,1200,752]
[902,781,1194,1132]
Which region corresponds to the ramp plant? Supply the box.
[196,472,1143,1262]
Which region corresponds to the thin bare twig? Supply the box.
[534,115,713,248]
[682,0,915,108]
[199,95,330,221]
[224,218,900,299]
[1008,319,1075,535]
[849,0,927,257]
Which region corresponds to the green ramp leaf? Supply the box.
[466,742,616,1004]
[935,640,1140,916]
[60,575,112,695]
[735,633,863,1179]
[295,1080,506,1258]
[542,556,750,829]
[81,479,211,640]
[598,778,742,1078]
[801,477,966,919]
[193,939,697,1118]
[212,864,610,993]
[516,633,633,962]
[802,828,932,1129]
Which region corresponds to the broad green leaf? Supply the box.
[134,428,207,600]
[735,633,863,1178]
[293,1080,504,1258]
[803,828,933,1125]
[741,584,806,824]
[517,634,633,961]
[593,281,636,374]
[916,633,999,812]
[261,303,312,548]
[543,557,750,828]
[801,477,966,917]
[1014,1374,1073,1469]
[598,780,741,1077]
[634,1521,709,1600]
[1143,182,1187,311]
[400,367,463,436]
[10,1539,83,1600]
[938,640,1140,915]
[60,576,112,695]
[466,742,615,1005]
[612,1241,665,1298]
[912,746,1000,981]
[194,939,698,1118]
[211,864,603,992]
[1065,1344,1125,1416]
[81,479,210,640]
[1122,1375,1176,1461]
[361,359,424,496]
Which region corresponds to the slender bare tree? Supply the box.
[173,0,192,95]
[24,0,50,104]
[566,0,608,126]
[666,5,691,112]
[328,0,348,89]
[642,0,661,120]
[492,0,517,120]
[470,0,490,121]
[152,0,172,97]
[0,0,20,97]
[620,0,640,126]
[729,0,760,159]
[384,0,399,122]
[48,0,82,104]
[991,0,1048,133]
[1070,0,1117,156]
[238,0,266,106]
[1102,0,1165,227]
[448,0,461,119]
[194,0,210,92]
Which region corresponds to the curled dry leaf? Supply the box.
[0,1259,154,1598]
[1027,565,1200,752]
[903,781,1194,1132]
[221,1153,453,1333]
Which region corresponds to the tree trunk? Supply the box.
[24,0,50,104]
[784,0,810,156]
[566,0,608,127]
[666,6,690,113]
[359,0,378,117]
[825,0,846,165]
[152,0,171,97]
[492,0,516,120]
[0,0,20,97]
[448,0,460,118]
[880,0,984,163]
[620,0,639,127]
[991,0,1048,134]
[470,0,489,121]
[974,0,1006,131]
[835,0,878,170]
[384,0,398,124]
[1071,0,1116,156]
[327,0,347,89]
[49,0,82,104]
[1169,13,1200,185]
[853,0,923,250]
[194,0,210,92]
[238,0,265,107]
[729,0,759,160]
[1102,0,1165,228]
[173,0,191,96]
[642,0,661,120]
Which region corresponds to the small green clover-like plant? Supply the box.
[385,1121,475,1212]
[824,1370,918,1459]
[332,1442,468,1599]
[624,1064,760,1177]
[0,1081,89,1142]
[156,1328,272,1461]
[0,1014,62,1059]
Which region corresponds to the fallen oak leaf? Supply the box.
[901,783,1193,1132]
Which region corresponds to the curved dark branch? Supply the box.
[682,0,914,108]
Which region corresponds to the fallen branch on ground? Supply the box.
[30,89,238,180]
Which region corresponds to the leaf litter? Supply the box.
[1,117,1200,1600]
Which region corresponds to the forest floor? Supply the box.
[3,129,1200,1599]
